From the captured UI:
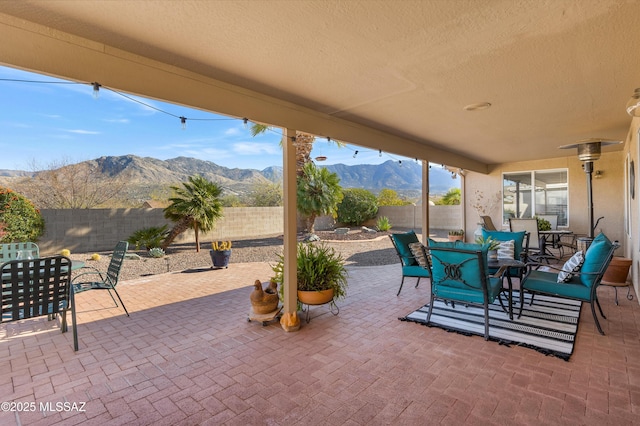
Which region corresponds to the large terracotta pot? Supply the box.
[602,257,632,285]
[297,288,334,305]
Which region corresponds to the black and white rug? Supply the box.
[400,293,582,361]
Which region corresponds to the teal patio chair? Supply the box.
[0,242,40,261]
[389,231,430,296]
[427,244,502,340]
[72,241,130,316]
[519,233,619,335]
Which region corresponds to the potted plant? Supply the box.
[271,242,348,306]
[448,229,465,242]
[210,241,232,268]
[475,235,501,259]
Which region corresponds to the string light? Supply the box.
[379,149,382,157]
[243,117,248,126]
[398,160,402,166]
[353,150,359,158]
[180,116,187,130]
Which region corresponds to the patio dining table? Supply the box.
[539,230,573,258]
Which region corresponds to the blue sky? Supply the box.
[0,65,407,171]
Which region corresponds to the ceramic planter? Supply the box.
[297,288,334,305]
[210,249,231,268]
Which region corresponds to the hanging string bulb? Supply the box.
[180,116,187,130]
[398,160,402,166]
[353,150,359,158]
[91,82,101,99]
[327,137,331,142]
[242,117,248,127]
[379,149,382,157]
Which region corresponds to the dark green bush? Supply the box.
[0,187,45,243]
[336,188,378,226]
[127,225,169,250]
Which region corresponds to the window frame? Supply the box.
[502,168,569,227]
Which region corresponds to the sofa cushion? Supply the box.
[557,250,585,283]
[580,233,613,287]
[390,231,419,266]
[402,264,431,278]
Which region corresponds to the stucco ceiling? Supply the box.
[0,0,638,167]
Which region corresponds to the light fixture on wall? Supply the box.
[559,138,621,238]
[626,88,640,116]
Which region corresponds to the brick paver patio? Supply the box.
[1,261,639,425]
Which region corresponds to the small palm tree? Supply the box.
[162,175,224,252]
[297,162,343,233]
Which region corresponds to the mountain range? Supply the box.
[0,155,459,204]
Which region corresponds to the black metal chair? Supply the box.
[72,241,130,316]
[1,255,78,351]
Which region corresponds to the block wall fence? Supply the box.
[38,205,463,254]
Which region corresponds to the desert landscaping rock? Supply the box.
[68,230,404,282]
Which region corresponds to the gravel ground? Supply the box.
[68,229,406,282]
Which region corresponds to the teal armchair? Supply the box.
[389,231,430,296]
[427,245,502,340]
[481,229,529,277]
[519,233,619,335]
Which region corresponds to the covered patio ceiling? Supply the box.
[0,0,637,173]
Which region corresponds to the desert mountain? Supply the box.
[0,155,459,205]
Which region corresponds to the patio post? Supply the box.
[280,127,300,331]
[421,160,429,243]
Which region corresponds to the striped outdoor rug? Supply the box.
[400,293,582,360]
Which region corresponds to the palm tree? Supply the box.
[249,123,342,176]
[297,162,343,233]
[162,175,224,252]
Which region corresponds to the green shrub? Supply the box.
[376,216,392,231]
[0,187,45,243]
[336,188,378,226]
[127,225,169,250]
[535,216,551,231]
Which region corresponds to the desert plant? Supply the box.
[148,247,165,258]
[127,225,169,251]
[448,229,465,236]
[0,187,45,243]
[211,241,232,251]
[474,235,500,251]
[162,175,224,252]
[271,242,348,301]
[376,216,392,231]
[296,162,343,233]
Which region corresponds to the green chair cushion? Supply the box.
[390,231,419,266]
[523,270,591,300]
[402,264,431,278]
[581,233,613,287]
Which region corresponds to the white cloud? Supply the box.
[102,118,130,124]
[233,142,279,156]
[224,127,240,136]
[65,129,100,135]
